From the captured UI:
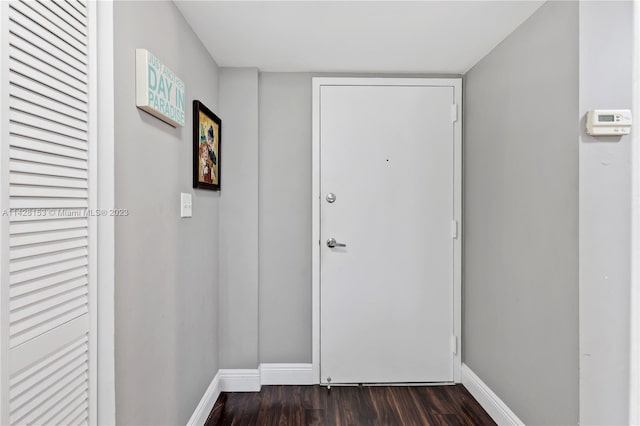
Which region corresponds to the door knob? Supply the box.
[327,238,346,248]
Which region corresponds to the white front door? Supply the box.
[316,79,461,384]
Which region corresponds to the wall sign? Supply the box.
[135,48,185,127]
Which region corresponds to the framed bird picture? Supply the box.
[193,100,221,191]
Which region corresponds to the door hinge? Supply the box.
[451,335,458,355]
[451,220,458,239]
[451,104,458,123]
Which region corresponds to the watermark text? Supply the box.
[2,208,129,217]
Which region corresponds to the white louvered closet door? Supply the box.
[1,0,98,425]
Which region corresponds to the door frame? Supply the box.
[96,1,116,424]
[311,77,463,384]
[630,0,639,421]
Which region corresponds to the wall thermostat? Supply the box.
[587,109,632,136]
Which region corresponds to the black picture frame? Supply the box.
[193,100,221,191]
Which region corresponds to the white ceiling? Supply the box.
[175,1,545,74]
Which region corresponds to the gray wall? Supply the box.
[258,73,313,362]
[579,2,632,424]
[256,72,459,362]
[218,68,260,368]
[111,2,632,423]
[463,2,579,425]
[114,2,220,424]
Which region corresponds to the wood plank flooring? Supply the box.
[205,385,496,425]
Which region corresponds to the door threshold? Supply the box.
[320,381,456,387]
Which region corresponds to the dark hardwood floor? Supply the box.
[205,385,496,426]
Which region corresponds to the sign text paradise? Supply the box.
[136,49,185,127]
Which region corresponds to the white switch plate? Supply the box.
[180,193,192,218]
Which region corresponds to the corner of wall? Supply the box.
[578,1,633,424]
[217,67,260,369]
[113,2,221,424]
[462,2,579,424]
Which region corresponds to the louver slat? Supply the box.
[9,27,87,85]
[9,3,87,68]
[12,1,87,55]
[5,0,93,422]
[9,334,89,425]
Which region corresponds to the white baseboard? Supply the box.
[260,363,313,385]
[187,371,220,426]
[192,364,516,426]
[461,363,525,426]
[214,363,313,394]
[219,368,261,392]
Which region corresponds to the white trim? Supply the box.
[260,363,314,385]
[187,365,313,425]
[97,1,116,425]
[453,78,463,383]
[187,371,221,426]
[192,364,524,426]
[88,1,99,423]
[631,0,640,423]
[461,364,525,426]
[0,2,9,422]
[204,364,315,395]
[219,369,261,392]
[311,77,321,385]
[311,77,463,384]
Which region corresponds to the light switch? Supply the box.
[181,193,192,218]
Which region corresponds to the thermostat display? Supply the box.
[587,109,632,136]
